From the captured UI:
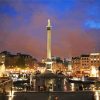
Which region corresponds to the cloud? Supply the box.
[0,0,100,60]
[85,20,100,29]
[52,28,96,58]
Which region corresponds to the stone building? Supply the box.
[72,53,100,77]
[0,51,37,69]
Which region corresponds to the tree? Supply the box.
[16,56,25,69]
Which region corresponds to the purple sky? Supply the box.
[0,0,100,59]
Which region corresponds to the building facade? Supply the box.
[0,51,37,69]
[72,53,100,77]
[89,53,100,67]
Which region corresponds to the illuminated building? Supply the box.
[89,53,100,77]
[0,52,6,76]
[72,53,100,77]
[0,51,37,74]
[80,55,90,69]
[89,53,100,67]
[72,57,80,71]
[72,57,81,76]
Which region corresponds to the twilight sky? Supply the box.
[0,0,100,59]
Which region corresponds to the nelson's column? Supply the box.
[33,19,65,91]
[45,19,53,72]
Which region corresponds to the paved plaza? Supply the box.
[0,91,95,100]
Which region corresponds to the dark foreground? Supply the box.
[0,91,95,100]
